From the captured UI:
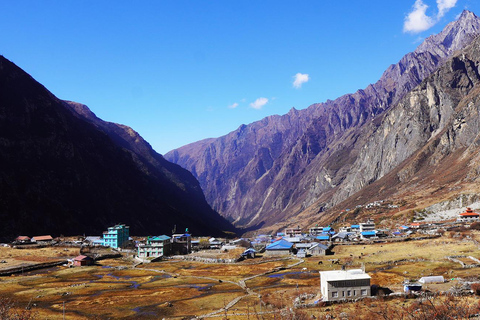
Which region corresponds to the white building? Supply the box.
[359,220,375,232]
[457,207,480,223]
[319,269,371,301]
[309,226,324,236]
[284,227,302,237]
[137,235,171,258]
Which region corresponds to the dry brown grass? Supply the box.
[0,246,80,269]
[2,234,480,318]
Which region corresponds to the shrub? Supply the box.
[470,222,480,230]
[0,296,37,320]
[471,283,480,295]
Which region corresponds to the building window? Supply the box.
[332,292,338,298]
[347,290,351,297]
[361,289,367,296]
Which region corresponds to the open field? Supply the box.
[1,232,480,319]
[0,246,80,271]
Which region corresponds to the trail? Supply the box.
[196,258,304,319]
[137,257,304,319]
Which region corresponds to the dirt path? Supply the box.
[196,258,304,319]
[138,257,304,319]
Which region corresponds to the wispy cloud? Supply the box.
[403,0,458,34]
[437,0,457,18]
[293,73,309,89]
[228,102,239,109]
[250,97,268,109]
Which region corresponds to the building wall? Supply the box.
[103,224,129,248]
[308,248,326,256]
[458,216,479,222]
[321,277,371,302]
[137,242,171,258]
[359,222,375,232]
[264,249,290,256]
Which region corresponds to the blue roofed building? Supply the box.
[241,248,257,259]
[361,231,377,239]
[316,235,330,241]
[265,239,293,256]
[172,228,192,255]
[103,224,129,249]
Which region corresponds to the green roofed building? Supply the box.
[137,235,171,258]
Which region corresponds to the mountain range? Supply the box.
[165,10,480,232]
[0,56,235,240]
[2,11,480,239]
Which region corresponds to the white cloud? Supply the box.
[293,73,309,89]
[404,0,435,33]
[228,102,239,109]
[403,0,458,34]
[250,97,268,109]
[437,0,457,18]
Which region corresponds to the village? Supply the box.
[1,206,480,318]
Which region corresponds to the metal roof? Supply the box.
[266,239,293,250]
[74,255,92,261]
[310,243,329,250]
[418,276,444,283]
[32,235,53,241]
[332,232,353,239]
[319,269,371,281]
[150,235,171,241]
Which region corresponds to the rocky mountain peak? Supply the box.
[415,10,480,57]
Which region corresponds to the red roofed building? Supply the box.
[73,255,94,266]
[31,235,54,244]
[457,207,480,222]
[15,236,31,243]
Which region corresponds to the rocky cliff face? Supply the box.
[333,44,480,204]
[165,10,480,230]
[0,56,234,240]
[312,35,480,223]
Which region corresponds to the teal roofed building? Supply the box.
[137,235,171,258]
[103,224,129,249]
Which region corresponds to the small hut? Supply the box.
[73,255,94,267]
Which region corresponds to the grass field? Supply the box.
[1,232,480,319]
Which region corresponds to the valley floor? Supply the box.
[2,232,480,319]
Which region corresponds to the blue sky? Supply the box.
[1,0,479,154]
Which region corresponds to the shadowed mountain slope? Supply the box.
[0,56,235,240]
